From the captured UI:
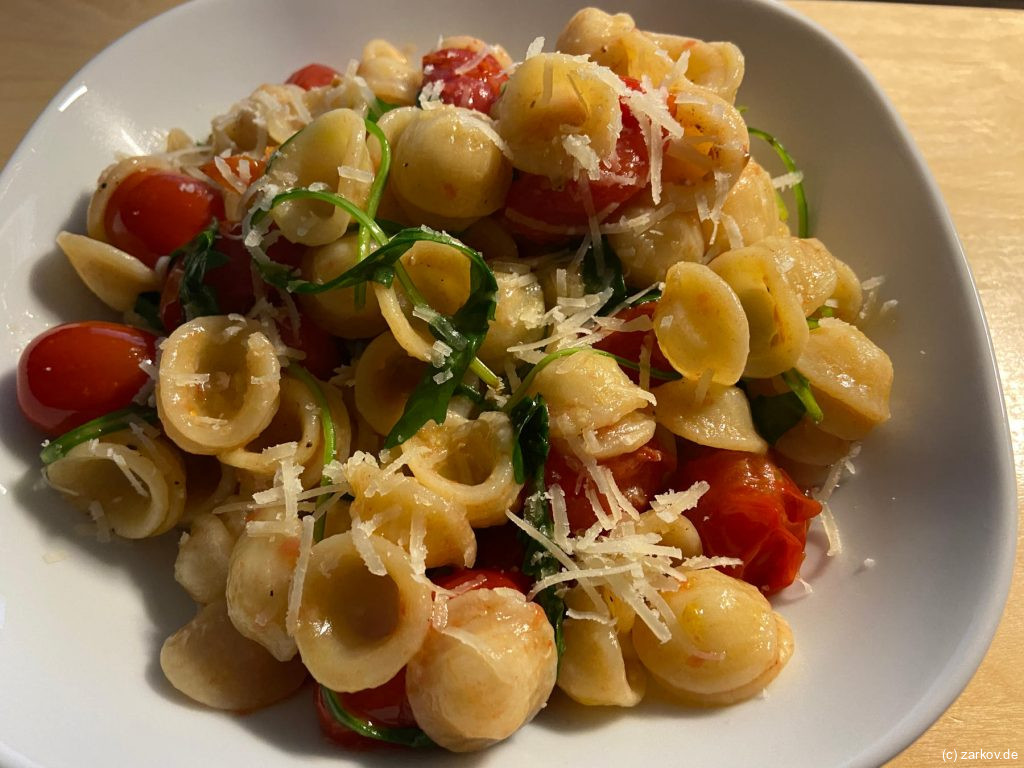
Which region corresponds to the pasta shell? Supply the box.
[294,532,432,692]
[654,261,749,385]
[407,588,557,752]
[709,246,809,378]
[796,317,893,439]
[157,316,281,454]
[632,569,792,705]
[57,232,159,311]
[160,600,307,711]
[353,331,429,436]
[652,378,767,454]
[298,235,388,339]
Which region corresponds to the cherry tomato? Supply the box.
[18,322,157,436]
[434,566,529,594]
[545,439,677,533]
[315,669,417,751]
[199,153,267,192]
[276,309,340,380]
[286,63,340,90]
[421,47,509,114]
[503,84,651,242]
[593,302,673,384]
[158,234,257,331]
[676,450,822,595]
[104,170,224,268]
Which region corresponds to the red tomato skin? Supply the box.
[104,171,224,268]
[315,669,418,751]
[434,567,530,594]
[276,310,340,380]
[17,322,157,436]
[593,303,672,384]
[286,63,339,90]
[503,90,651,242]
[545,439,677,533]
[676,450,822,595]
[158,235,257,332]
[422,47,508,114]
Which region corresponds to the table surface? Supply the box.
[2,1,1022,765]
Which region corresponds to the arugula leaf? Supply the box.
[581,237,627,315]
[748,391,806,444]
[41,406,159,465]
[747,126,809,238]
[288,364,338,542]
[746,368,824,444]
[507,395,566,659]
[383,232,498,448]
[629,287,661,307]
[133,291,164,333]
[176,223,229,321]
[781,368,824,423]
[320,687,434,748]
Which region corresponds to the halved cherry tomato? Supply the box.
[545,438,677,533]
[276,309,341,380]
[503,81,651,242]
[18,322,157,436]
[434,566,529,594]
[422,47,509,114]
[594,302,672,384]
[286,63,340,90]
[315,669,417,751]
[676,450,822,595]
[104,170,224,268]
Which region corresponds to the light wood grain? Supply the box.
[1,1,1022,765]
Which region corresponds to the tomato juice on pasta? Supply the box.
[17,7,893,753]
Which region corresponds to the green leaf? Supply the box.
[629,287,661,307]
[176,222,229,321]
[749,391,806,444]
[368,98,400,123]
[781,368,824,423]
[320,687,434,748]
[133,291,164,333]
[507,395,565,659]
[581,237,627,315]
[382,231,498,448]
[41,406,159,465]
[288,364,338,542]
[507,395,550,485]
[747,126,809,238]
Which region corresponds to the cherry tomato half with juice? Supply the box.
[545,438,677,533]
[104,170,224,268]
[18,322,157,436]
[422,47,509,114]
[286,63,340,90]
[676,450,822,595]
[315,669,418,751]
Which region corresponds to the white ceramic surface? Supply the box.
[0,1,1015,767]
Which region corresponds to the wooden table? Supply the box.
[2,1,1022,765]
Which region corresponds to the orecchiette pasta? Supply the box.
[406,588,557,752]
[655,261,750,385]
[45,429,186,539]
[652,378,768,454]
[266,108,373,246]
[57,232,160,312]
[632,568,793,705]
[709,245,809,378]
[294,532,432,692]
[160,600,307,711]
[298,235,389,339]
[357,39,422,106]
[174,512,237,605]
[796,317,894,439]
[353,331,429,436]
[158,316,281,454]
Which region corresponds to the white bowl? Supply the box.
[0,1,1015,766]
